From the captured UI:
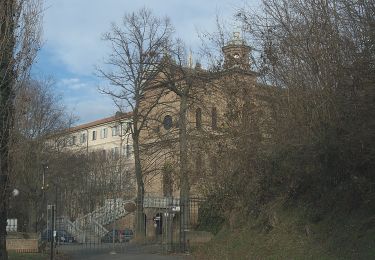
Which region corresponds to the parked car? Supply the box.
[123,229,134,242]
[101,230,120,243]
[41,230,75,243]
[57,230,75,243]
[101,229,134,243]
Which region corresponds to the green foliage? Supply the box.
[196,197,225,234]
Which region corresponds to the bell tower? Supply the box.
[222,32,251,70]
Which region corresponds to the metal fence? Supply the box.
[39,195,221,258]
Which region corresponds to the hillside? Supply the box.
[193,196,375,259]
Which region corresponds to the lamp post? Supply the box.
[50,175,61,259]
[41,163,48,233]
[42,163,48,191]
[110,164,117,255]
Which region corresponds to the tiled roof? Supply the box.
[69,112,132,133]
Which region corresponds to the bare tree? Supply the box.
[196,0,375,245]
[0,0,42,258]
[197,14,233,71]
[97,7,174,239]
[237,0,375,194]
[8,78,72,233]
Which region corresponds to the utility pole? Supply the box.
[50,205,55,260]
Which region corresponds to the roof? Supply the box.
[69,112,132,133]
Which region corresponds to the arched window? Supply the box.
[210,156,218,175]
[163,115,173,130]
[162,163,173,197]
[196,153,202,173]
[195,108,202,129]
[211,107,217,130]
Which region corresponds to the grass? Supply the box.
[8,252,48,260]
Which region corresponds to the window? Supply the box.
[92,130,97,140]
[123,144,132,158]
[100,128,108,139]
[61,139,67,148]
[196,153,202,173]
[211,107,218,130]
[122,145,131,158]
[111,147,119,158]
[163,115,173,130]
[112,125,119,136]
[162,163,173,197]
[195,108,202,129]
[80,132,86,144]
[175,118,179,128]
[72,136,77,145]
[127,144,131,158]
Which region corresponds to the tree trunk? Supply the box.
[0,1,15,259]
[179,94,189,252]
[132,135,145,239]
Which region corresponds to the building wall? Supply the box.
[52,114,137,219]
[139,68,262,199]
[64,116,134,157]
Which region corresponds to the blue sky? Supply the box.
[31,0,259,125]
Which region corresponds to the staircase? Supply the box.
[61,198,134,243]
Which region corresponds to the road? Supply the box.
[56,243,192,260]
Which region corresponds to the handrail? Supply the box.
[143,196,180,208]
[69,198,134,241]
[91,219,109,237]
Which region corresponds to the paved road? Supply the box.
[68,252,189,260]
[56,243,192,260]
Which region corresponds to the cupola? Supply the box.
[222,32,251,70]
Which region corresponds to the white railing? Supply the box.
[90,219,108,238]
[62,218,85,242]
[143,196,180,208]
[63,196,179,243]
[69,198,134,242]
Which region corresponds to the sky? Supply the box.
[31,0,259,125]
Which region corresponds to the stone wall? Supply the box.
[6,233,39,253]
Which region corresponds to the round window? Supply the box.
[163,115,173,130]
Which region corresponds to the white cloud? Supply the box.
[59,77,88,90]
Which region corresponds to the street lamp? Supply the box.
[12,189,19,197]
[41,163,48,191]
[41,163,49,234]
